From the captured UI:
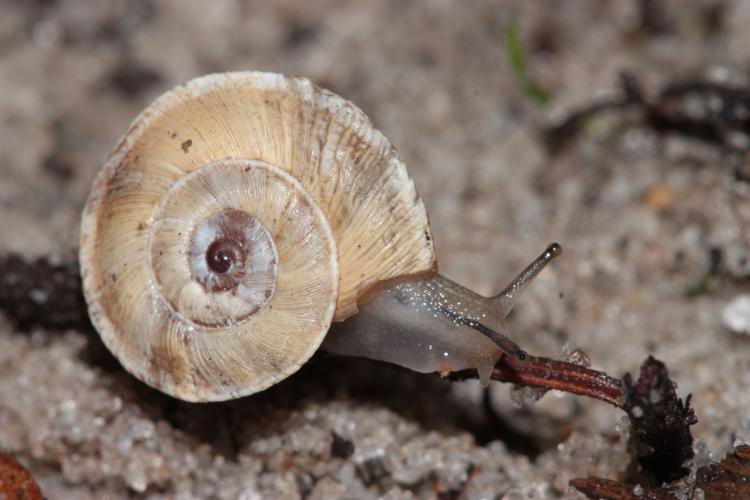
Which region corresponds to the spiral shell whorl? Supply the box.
[83,159,339,401]
[80,71,435,401]
[149,162,281,329]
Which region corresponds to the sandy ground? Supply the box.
[1,1,749,498]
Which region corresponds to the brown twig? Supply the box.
[450,353,625,408]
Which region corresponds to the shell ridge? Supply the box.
[80,71,432,401]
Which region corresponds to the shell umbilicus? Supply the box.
[80,71,560,402]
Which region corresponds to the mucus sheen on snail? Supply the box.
[324,243,561,385]
[80,71,561,402]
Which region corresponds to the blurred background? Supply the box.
[1,1,749,498]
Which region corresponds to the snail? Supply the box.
[80,71,561,402]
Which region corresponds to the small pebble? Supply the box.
[722,295,750,334]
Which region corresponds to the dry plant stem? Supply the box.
[451,353,625,408]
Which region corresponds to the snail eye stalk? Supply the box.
[495,243,562,318]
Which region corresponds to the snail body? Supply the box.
[80,71,559,402]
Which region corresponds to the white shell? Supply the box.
[80,72,436,401]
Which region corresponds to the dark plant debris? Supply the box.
[0,253,88,330]
[41,151,76,181]
[356,457,389,486]
[623,356,697,483]
[330,430,355,459]
[105,58,163,97]
[545,72,750,183]
[0,452,43,500]
[543,72,637,153]
[572,444,750,499]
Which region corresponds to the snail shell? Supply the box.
[80,72,436,402]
